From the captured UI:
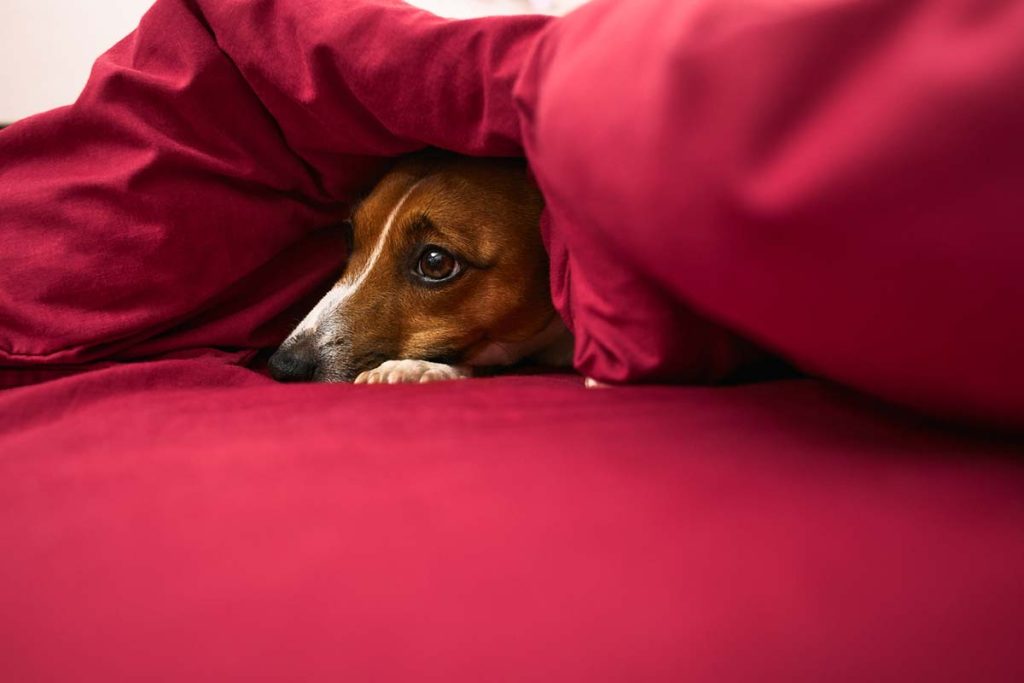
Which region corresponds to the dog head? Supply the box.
[268,153,558,382]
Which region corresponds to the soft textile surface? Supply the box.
[2,365,1023,681]
[518,0,1024,426]
[3,0,1023,425]
[2,0,1024,678]
[0,0,547,368]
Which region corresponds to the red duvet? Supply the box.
[2,0,1023,679]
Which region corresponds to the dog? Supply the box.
[268,152,573,384]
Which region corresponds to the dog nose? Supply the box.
[268,343,318,382]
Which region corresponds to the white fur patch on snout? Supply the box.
[282,179,425,350]
[354,360,472,384]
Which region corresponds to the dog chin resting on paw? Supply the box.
[268,152,574,384]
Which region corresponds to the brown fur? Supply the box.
[271,152,565,383]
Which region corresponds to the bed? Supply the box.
[2,0,1023,679]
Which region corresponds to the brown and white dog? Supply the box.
[268,152,573,384]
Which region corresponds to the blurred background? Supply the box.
[0,0,588,125]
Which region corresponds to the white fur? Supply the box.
[285,180,424,344]
[354,359,472,384]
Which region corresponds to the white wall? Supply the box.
[1,0,155,123]
[0,0,588,124]
[411,0,588,18]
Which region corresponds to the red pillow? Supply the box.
[517,0,1024,427]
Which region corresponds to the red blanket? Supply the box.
[2,0,1023,678]
[3,0,1023,424]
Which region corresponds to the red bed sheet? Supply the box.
[2,362,1023,681]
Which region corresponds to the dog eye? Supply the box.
[415,246,461,282]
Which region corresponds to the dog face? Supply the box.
[269,154,556,382]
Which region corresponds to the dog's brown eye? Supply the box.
[416,246,460,282]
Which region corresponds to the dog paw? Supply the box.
[354,359,472,384]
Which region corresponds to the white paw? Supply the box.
[354,359,472,385]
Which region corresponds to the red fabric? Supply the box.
[517,0,1024,426]
[3,0,1023,425]
[2,0,1024,678]
[0,0,547,368]
[2,364,1023,681]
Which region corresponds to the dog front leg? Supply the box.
[353,359,472,384]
